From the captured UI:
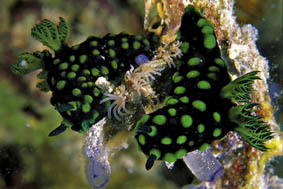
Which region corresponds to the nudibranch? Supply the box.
[11,5,273,172]
[12,17,159,135]
[134,6,273,169]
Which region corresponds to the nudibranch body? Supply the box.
[11,5,272,171]
[12,18,159,135]
[134,6,273,169]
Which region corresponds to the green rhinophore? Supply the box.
[148,126,157,137]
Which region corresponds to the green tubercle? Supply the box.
[180,115,193,128]
[152,115,167,125]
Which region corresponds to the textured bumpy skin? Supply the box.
[135,6,272,170]
[12,17,158,135]
[46,34,158,134]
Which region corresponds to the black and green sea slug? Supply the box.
[11,5,272,171]
[134,6,273,170]
[12,17,159,135]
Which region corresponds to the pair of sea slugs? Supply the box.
[12,6,273,170]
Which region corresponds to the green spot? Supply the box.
[78,76,87,82]
[201,25,214,34]
[111,60,118,69]
[79,55,87,64]
[197,80,211,89]
[174,86,186,95]
[59,62,68,70]
[108,40,115,46]
[163,153,176,163]
[109,49,116,57]
[181,115,193,128]
[92,49,100,55]
[197,124,205,133]
[173,74,183,83]
[181,42,189,53]
[148,126,157,137]
[168,108,177,117]
[135,35,143,40]
[166,97,178,105]
[176,135,187,144]
[93,87,100,97]
[192,100,206,112]
[82,104,91,113]
[69,55,75,62]
[82,83,88,88]
[87,82,93,87]
[199,143,209,151]
[180,96,189,103]
[53,59,60,65]
[121,37,128,42]
[208,66,220,72]
[215,58,226,67]
[71,64,79,72]
[84,95,93,103]
[90,40,98,46]
[83,69,90,75]
[150,149,161,159]
[176,149,187,159]
[72,44,79,50]
[197,18,206,27]
[93,111,99,120]
[213,128,222,137]
[56,80,66,90]
[207,73,218,80]
[138,134,146,145]
[121,42,129,49]
[186,70,200,78]
[91,68,100,77]
[161,137,172,145]
[188,57,201,66]
[60,71,66,77]
[143,39,150,46]
[133,41,141,49]
[72,88,81,96]
[213,112,221,123]
[204,35,216,49]
[67,72,76,79]
[152,115,167,125]
[101,66,109,75]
